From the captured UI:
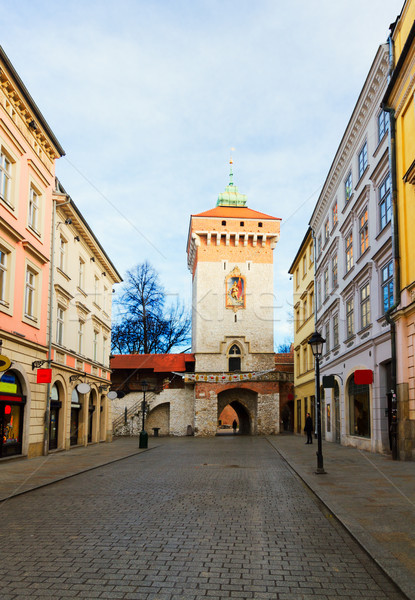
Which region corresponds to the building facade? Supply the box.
[46,180,122,451]
[309,45,393,454]
[382,0,415,459]
[288,228,316,437]
[111,165,293,437]
[0,45,64,458]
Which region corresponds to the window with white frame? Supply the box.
[382,261,394,313]
[332,200,338,228]
[309,242,314,265]
[303,346,308,372]
[310,290,314,313]
[323,268,328,300]
[346,297,354,338]
[0,246,8,303]
[324,218,329,245]
[78,258,85,289]
[295,267,299,288]
[359,208,369,255]
[0,148,12,205]
[56,306,64,345]
[28,185,40,233]
[345,171,352,203]
[103,286,108,314]
[303,297,308,322]
[102,336,107,365]
[378,110,390,142]
[317,234,322,258]
[379,174,391,230]
[333,313,339,348]
[358,142,368,179]
[93,330,98,361]
[316,279,321,311]
[78,320,84,354]
[58,236,67,272]
[24,267,37,319]
[360,283,370,329]
[94,275,99,305]
[303,254,307,277]
[332,254,338,288]
[325,322,330,353]
[345,232,353,272]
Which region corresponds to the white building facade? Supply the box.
[310,45,393,454]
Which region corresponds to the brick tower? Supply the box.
[186,160,281,435]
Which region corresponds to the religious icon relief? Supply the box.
[225,266,246,312]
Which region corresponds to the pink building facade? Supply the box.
[0,46,64,457]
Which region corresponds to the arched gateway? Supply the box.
[218,388,256,435]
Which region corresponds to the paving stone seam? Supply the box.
[0,446,156,504]
[265,437,414,600]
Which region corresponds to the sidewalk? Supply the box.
[0,435,414,599]
[269,434,415,600]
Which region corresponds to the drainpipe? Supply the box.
[311,227,318,437]
[382,33,400,461]
[43,189,71,456]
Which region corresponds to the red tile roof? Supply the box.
[110,353,195,373]
[192,206,280,220]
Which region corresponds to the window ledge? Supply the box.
[343,265,355,279]
[376,221,391,241]
[357,247,371,264]
[76,286,87,298]
[56,267,71,281]
[27,225,41,239]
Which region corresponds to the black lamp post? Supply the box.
[139,380,149,449]
[308,331,326,474]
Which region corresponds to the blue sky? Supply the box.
[1,0,404,348]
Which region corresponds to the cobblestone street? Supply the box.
[0,437,406,600]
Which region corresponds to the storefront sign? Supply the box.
[37,368,52,384]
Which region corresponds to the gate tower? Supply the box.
[186,160,281,435]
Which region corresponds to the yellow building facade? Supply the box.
[382,0,415,458]
[288,228,315,436]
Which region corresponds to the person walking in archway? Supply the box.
[232,419,238,434]
[304,413,313,444]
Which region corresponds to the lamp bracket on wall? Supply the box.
[69,372,86,383]
[32,359,52,370]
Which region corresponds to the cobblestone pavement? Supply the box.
[0,437,407,600]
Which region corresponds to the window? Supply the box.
[228,344,241,372]
[382,261,394,313]
[332,201,338,227]
[359,208,369,255]
[379,174,391,230]
[0,149,12,204]
[25,267,36,318]
[295,308,300,331]
[360,283,370,329]
[28,186,40,233]
[303,255,307,277]
[0,247,8,303]
[78,320,84,354]
[78,258,85,289]
[58,236,67,272]
[240,221,244,226]
[325,322,330,353]
[346,297,354,338]
[316,280,321,311]
[323,269,328,301]
[349,373,371,438]
[102,337,107,365]
[317,234,322,258]
[303,346,308,372]
[332,254,338,288]
[358,142,368,179]
[345,232,353,272]
[93,330,98,362]
[309,242,314,265]
[378,110,389,142]
[94,276,99,305]
[333,313,339,348]
[56,306,64,345]
[324,219,329,244]
[345,171,352,203]
[295,268,299,288]
[103,286,108,314]
[222,221,226,226]
[310,291,314,313]
[258,222,263,227]
[303,298,308,322]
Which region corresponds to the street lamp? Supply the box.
[308,331,326,474]
[139,380,149,449]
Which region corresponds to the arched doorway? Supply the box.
[49,383,62,450]
[147,402,170,436]
[217,388,257,435]
[0,370,26,457]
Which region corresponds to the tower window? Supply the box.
[240,221,244,226]
[222,220,226,226]
[228,344,241,372]
[258,222,263,227]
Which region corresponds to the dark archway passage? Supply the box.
[217,388,257,435]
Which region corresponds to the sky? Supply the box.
[1,0,404,349]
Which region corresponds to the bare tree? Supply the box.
[111,262,191,354]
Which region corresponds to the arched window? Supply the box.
[348,373,370,438]
[228,344,241,372]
